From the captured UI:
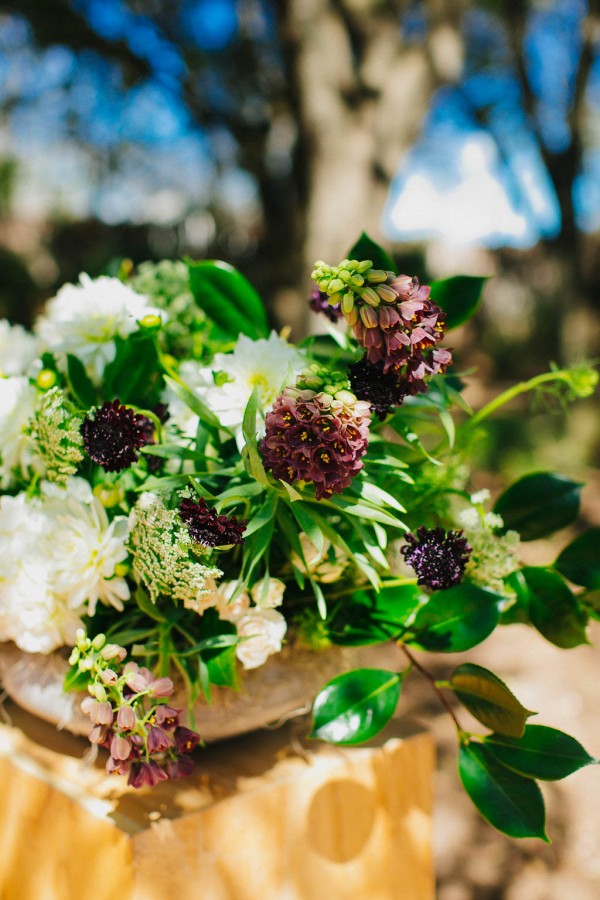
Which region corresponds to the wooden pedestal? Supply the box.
[0,702,434,900]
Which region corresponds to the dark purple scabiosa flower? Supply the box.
[401,526,472,591]
[348,356,409,420]
[309,285,343,322]
[179,497,247,547]
[259,366,371,500]
[312,260,452,386]
[81,399,153,472]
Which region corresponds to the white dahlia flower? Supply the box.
[0,376,37,488]
[0,321,41,376]
[34,274,161,382]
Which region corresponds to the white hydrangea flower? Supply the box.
[0,321,42,376]
[0,376,37,488]
[187,332,306,445]
[34,274,161,383]
[234,607,287,670]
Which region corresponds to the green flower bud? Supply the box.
[357,259,373,274]
[328,278,345,294]
[376,284,398,303]
[91,633,106,651]
[350,274,365,288]
[36,369,58,390]
[360,287,381,308]
[366,269,389,283]
[341,293,355,314]
[360,305,379,328]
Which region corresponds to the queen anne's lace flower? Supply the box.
[30,387,84,483]
[34,274,160,383]
[260,366,371,500]
[128,494,222,607]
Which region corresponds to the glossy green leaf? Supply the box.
[520,566,589,648]
[459,741,549,841]
[555,527,600,589]
[347,232,397,274]
[450,663,535,737]
[493,472,582,541]
[310,668,402,744]
[430,275,488,330]
[187,259,269,339]
[485,725,598,781]
[407,585,501,652]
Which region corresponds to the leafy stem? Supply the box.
[468,368,596,427]
[397,642,466,737]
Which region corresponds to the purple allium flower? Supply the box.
[178,497,247,547]
[348,356,409,419]
[260,368,371,500]
[81,399,153,472]
[401,526,472,591]
[309,285,343,322]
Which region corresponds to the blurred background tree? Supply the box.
[0,0,598,412]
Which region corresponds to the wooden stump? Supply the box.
[0,702,435,900]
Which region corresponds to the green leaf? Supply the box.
[310,668,402,745]
[164,374,221,430]
[241,387,271,485]
[134,585,168,623]
[555,528,600,588]
[485,725,598,781]
[63,663,92,693]
[187,259,269,339]
[450,663,535,737]
[458,741,549,841]
[493,472,582,542]
[193,610,240,690]
[346,232,397,274]
[348,479,406,514]
[519,567,588,648]
[103,333,162,406]
[66,354,96,408]
[407,585,501,652]
[290,502,325,555]
[430,275,488,330]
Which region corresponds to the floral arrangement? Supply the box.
[0,232,598,839]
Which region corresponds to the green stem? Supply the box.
[398,643,466,736]
[157,623,172,678]
[468,371,571,427]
